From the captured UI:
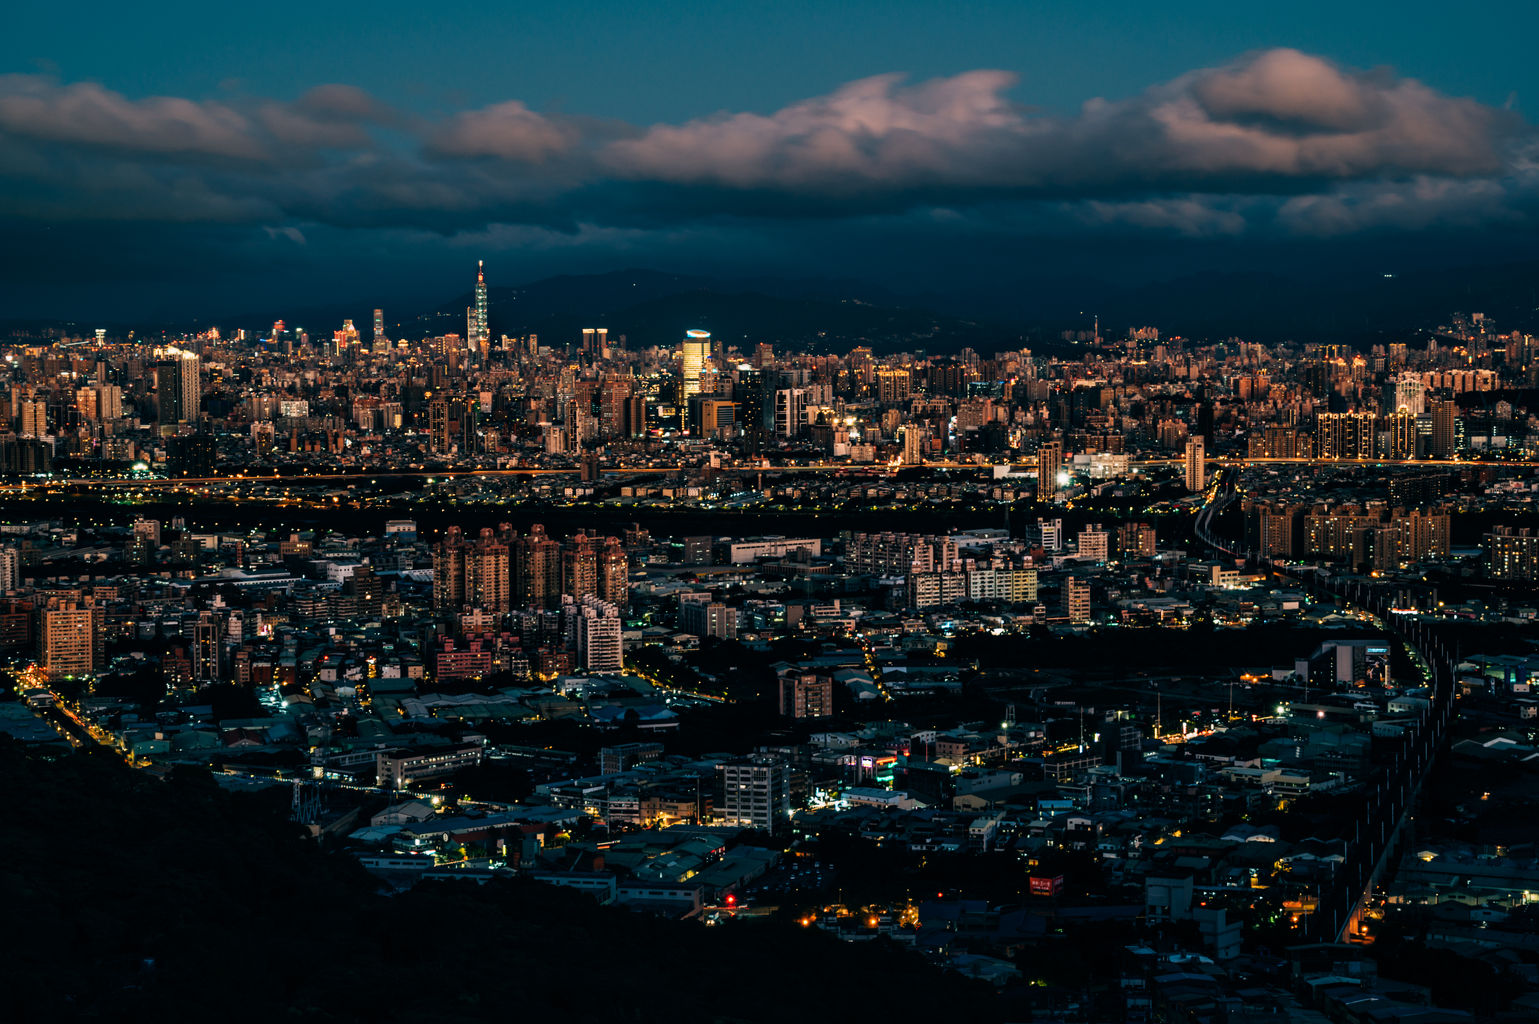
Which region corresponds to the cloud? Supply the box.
[598,49,1517,201]
[0,49,1534,258]
[602,70,1025,191]
[425,100,579,161]
[0,74,267,160]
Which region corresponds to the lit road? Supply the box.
[0,454,1530,497]
[1195,468,1456,945]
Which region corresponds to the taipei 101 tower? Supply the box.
[467,260,489,363]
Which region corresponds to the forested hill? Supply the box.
[0,739,997,1022]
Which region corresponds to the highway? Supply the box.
[0,454,1534,494]
[1196,467,1456,944]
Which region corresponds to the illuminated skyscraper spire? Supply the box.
[475,260,488,338]
[467,260,489,359]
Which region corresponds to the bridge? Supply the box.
[1196,466,1457,944]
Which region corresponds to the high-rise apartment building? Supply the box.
[1487,527,1539,580]
[778,669,834,719]
[18,398,46,438]
[95,383,123,421]
[598,537,630,608]
[1431,399,1459,458]
[774,388,806,438]
[1389,373,1426,416]
[581,327,609,358]
[876,368,912,404]
[0,546,19,594]
[516,524,562,610]
[1037,441,1064,497]
[40,597,102,681]
[1077,526,1110,563]
[1063,578,1091,624]
[901,424,927,465]
[192,610,220,682]
[575,597,623,673]
[562,531,600,602]
[1314,412,1376,460]
[434,526,512,613]
[1184,437,1206,492]
[156,347,201,424]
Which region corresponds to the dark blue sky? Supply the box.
[4,1,1539,324]
[11,1,1533,119]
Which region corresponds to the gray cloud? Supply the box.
[0,74,267,160]
[425,100,581,161]
[596,49,1516,196]
[0,49,1534,249]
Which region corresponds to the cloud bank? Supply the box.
[1,48,1536,317]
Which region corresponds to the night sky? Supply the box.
[5,0,1538,322]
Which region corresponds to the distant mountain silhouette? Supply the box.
[10,259,1539,350]
[996,262,1539,344]
[419,268,1024,355]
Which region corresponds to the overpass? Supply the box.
[1196,467,1457,944]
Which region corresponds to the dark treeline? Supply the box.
[0,739,998,1023]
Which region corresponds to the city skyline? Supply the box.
[10,7,1539,1022]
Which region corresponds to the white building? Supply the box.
[576,597,624,673]
[719,755,791,831]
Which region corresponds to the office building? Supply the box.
[376,744,483,790]
[719,755,791,831]
[680,597,737,640]
[681,329,711,405]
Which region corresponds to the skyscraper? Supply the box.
[581,327,609,358]
[467,260,489,361]
[1431,399,1458,458]
[372,308,389,354]
[901,423,927,465]
[18,398,47,438]
[681,329,711,404]
[156,347,201,425]
[1184,437,1206,492]
[1037,441,1064,497]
